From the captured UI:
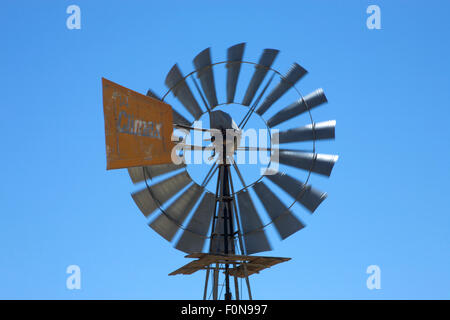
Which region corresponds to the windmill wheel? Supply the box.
[128,43,338,256]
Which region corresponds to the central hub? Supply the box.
[186,104,272,194]
[209,110,242,159]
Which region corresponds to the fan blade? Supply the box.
[147,89,191,126]
[267,88,327,127]
[266,171,327,213]
[131,171,191,217]
[128,167,147,184]
[128,164,186,184]
[275,150,338,177]
[146,88,160,100]
[193,48,218,108]
[172,110,192,127]
[165,64,203,120]
[242,49,279,106]
[226,43,245,103]
[274,120,336,144]
[237,190,272,254]
[252,182,305,240]
[150,184,204,242]
[175,192,216,253]
[256,63,307,116]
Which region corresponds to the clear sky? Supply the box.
[0,0,449,299]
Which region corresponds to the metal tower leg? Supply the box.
[203,132,252,300]
[203,268,210,300]
[213,264,219,300]
[227,167,253,300]
[222,163,232,300]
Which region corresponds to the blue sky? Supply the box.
[0,0,449,299]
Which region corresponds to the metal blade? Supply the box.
[237,190,272,254]
[226,43,245,103]
[165,64,203,120]
[128,167,147,184]
[146,89,160,100]
[242,49,279,106]
[172,110,192,126]
[274,120,336,144]
[256,63,307,116]
[266,171,327,213]
[150,184,204,242]
[252,181,305,240]
[193,48,218,108]
[147,89,191,126]
[175,192,216,253]
[128,164,186,184]
[267,88,327,127]
[275,150,338,177]
[131,171,191,217]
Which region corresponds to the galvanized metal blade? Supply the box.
[274,120,336,144]
[275,150,338,177]
[131,171,192,217]
[256,63,307,116]
[150,184,204,242]
[193,48,218,108]
[165,64,203,120]
[266,171,327,213]
[226,43,245,103]
[172,110,192,127]
[128,163,186,184]
[242,49,279,106]
[252,181,305,240]
[146,88,160,100]
[147,89,191,126]
[267,88,327,127]
[237,190,272,254]
[175,192,216,253]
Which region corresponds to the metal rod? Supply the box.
[173,123,214,132]
[236,146,272,152]
[234,274,240,300]
[203,268,210,300]
[227,167,253,300]
[177,144,214,151]
[201,162,218,187]
[230,157,246,187]
[213,264,219,300]
[191,76,211,113]
[203,164,218,187]
[239,73,275,129]
[221,133,232,300]
[205,165,222,300]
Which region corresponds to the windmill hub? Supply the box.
[209,110,242,159]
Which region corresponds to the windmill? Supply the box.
[102,43,338,300]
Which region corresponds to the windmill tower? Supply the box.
[103,43,338,300]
